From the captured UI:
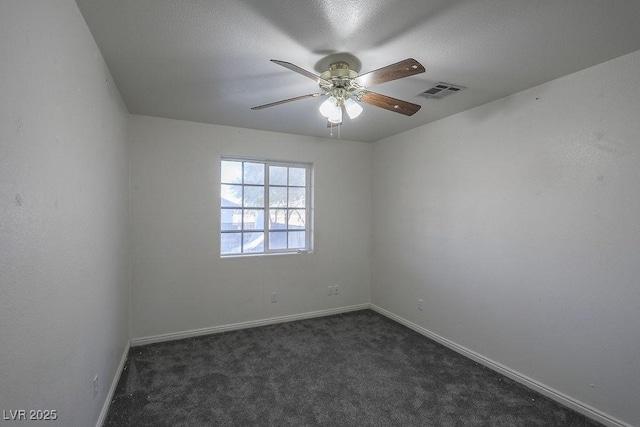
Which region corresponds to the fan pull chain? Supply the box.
[329,122,340,139]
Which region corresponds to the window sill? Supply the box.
[220,249,312,259]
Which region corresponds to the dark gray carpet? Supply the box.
[104,310,601,426]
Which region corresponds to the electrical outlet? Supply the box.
[93,375,99,400]
[271,292,277,303]
[418,298,424,311]
[327,285,333,296]
[334,285,339,295]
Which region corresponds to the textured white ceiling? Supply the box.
[75,0,640,142]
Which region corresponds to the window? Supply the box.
[220,158,312,256]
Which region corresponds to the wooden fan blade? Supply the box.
[360,91,422,116]
[354,58,425,88]
[251,93,321,110]
[271,60,331,86]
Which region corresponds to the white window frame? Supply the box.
[220,157,313,257]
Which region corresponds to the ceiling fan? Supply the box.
[251,58,426,126]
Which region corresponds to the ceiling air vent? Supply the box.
[418,82,465,99]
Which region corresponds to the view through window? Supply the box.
[220,158,311,256]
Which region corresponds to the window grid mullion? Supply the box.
[241,162,246,253]
[264,162,270,252]
[285,167,290,247]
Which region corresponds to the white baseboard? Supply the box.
[130,303,370,347]
[370,304,630,427]
[96,340,130,427]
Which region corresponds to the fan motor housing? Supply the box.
[321,62,358,81]
[320,62,360,94]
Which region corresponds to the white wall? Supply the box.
[372,50,640,426]
[129,115,372,339]
[0,1,130,426]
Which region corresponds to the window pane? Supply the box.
[221,184,242,206]
[269,209,287,230]
[221,232,242,255]
[289,167,306,186]
[288,187,305,208]
[221,161,242,184]
[243,232,264,253]
[221,158,310,256]
[269,187,287,207]
[269,231,287,250]
[269,166,287,186]
[243,186,264,207]
[243,209,264,230]
[244,162,264,184]
[288,231,305,249]
[288,209,305,229]
[221,208,241,231]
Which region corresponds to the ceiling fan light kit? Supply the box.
[319,96,342,122]
[252,57,426,127]
[344,97,363,119]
